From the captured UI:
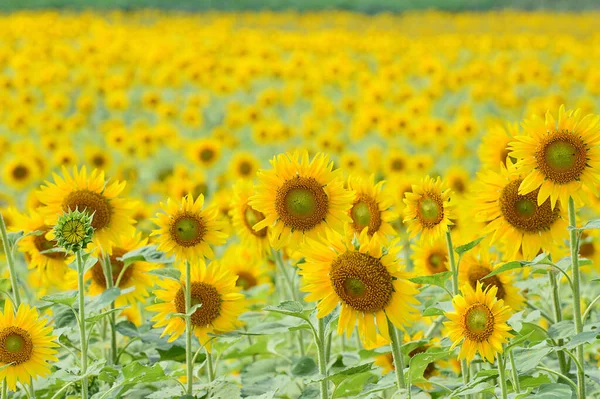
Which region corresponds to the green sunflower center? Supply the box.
[170,213,206,247]
[416,194,444,228]
[350,195,382,235]
[545,140,576,170]
[351,202,371,228]
[499,179,560,233]
[286,188,317,217]
[419,198,439,221]
[515,198,536,218]
[463,304,494,342]
[275,176,329,232]
[344,278,367,297]
[0,327,33,365]
[536,131,587,184]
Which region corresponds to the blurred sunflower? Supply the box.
[412,239,449,276]
[229,180,270,255]
[346,174,396,240]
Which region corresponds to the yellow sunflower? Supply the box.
[87,233,157,306]
[250,151,354,250]
[152,194,228,262]
[473,160,568,260]
[229,180,270,255]
[299,229,419,347]
[0,301,58,391]
[403,176,454,244]
[412,239,449,276]
[146,259,246,349]
[2,157,39,190]
[187,138,221,169]
[219,244,271,292]
[444,282,513,363]
[229,151,260,181]
[346,174,397,240]
[37,166,136,249]
[509,105,600,208]
[478,122,519,170]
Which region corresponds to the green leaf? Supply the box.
[148,267,181,282]
[422,306,445,316]
[332,372,376,398]
[85,307,127,323]
[120,245,173,265]
[409,349,451,383]
[533,383,573,398]
[6,231,24,247]
[455,236,485,255]
[82,255,98,274]
[115,321,139,337]
[53,306,77,328]
[518,374,551,389]
[317,363,373,385]
[564,331,599,349]
[483,261,523,279]
[409,271,452,289]
[548,320,574,340]
[41,291,78,308]
[570,219,600,231]
[121,362,167,386]
[156,345,206,363]
[264,301,311,321]
[87,287,121,313]
[292,356,317,376]
[513,344,553,373]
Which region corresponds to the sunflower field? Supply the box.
[1,6,600,399]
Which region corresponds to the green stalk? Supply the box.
[497,353,508,399]
[387,318,406,390]
[0,213,20,307]
[508,350,520,394]
[548,271,569,375]
[1,380,6,399]
[316,318,329,399]
[185,260,194,394]
[206,349,214,383]
[76,251,89,399]
[102,253,118,365]
[568,197,586,399]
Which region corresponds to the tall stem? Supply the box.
[76,251,88,399]
[387,318,406,390]
[568,197,586,399]
[206,349,214,383]
[548,271,569,374]
[508,350,520,394]
[102,254,118,365]
[497,353,508,399]
[185,260,194,394]
[1,380,6,399]
[316,318,329,399]
[0,213,20,307]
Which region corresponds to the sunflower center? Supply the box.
[467,265,506,300]
[0,327,33,365]
[350,195,382,235]
[91,248,133,288]
[62,189,112,230]
[174,282,222,327]
[243,205,268,238]
[170,213,206,247]
[236,271,258,290]
[12,165,29,180]
[33,226,65,260]
[275,176,329,232]
[427,252,448,274]
[391,159,405,171]
[417,194,444,227]
[200,149,215,162]
[463,304,494,342]
[536,131,587,184]
[499,179,560,232]
[239,162,252,176]
[330,251,393,313]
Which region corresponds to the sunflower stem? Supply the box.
[76,251,89,399]
[185,260,194,394]
[102,253,118,365]
[387,318,406,390]
[1,380,6,399]
[206,348,214,383]
[0,213,21,307]
[548,271,569,375]
[508,349,520,393]
[497,353,508,399]
[568,197,586,399]
[316,317,329,399]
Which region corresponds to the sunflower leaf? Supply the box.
[568,219,600,231]
[454,236,485,255]
[409,271,452,289]
[482,261,523,279]
[85,306,128,323]
[119,245,173,265]
[41,290,78,308]
[148,267,181,282]
[408,348,452,383]
[264,301,311,321]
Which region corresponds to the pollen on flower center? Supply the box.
[0,327,33,365]
[275,176,329,231]
[62,189,112,230]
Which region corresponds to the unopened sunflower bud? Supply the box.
[54,209,94,252]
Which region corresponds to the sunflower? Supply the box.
[146,259,246,349]
[444,282,513,363]
[87,233,157,306]
[403,176,454,244]
[472,161,568,260]
[250,151,354,250]
[229,180,270,255]
[0,301,58,391]
[2,157,39,190]
[299,229,419,347]
[412,239,449,276]
[509,105,600,208]
[230,152,260,180]
[219,244,271,292]
[346,174,397,240]
[37,166,136,249]
[187,138,221,169]
[9,208,75,289]
[151,194,228,262]
[478,122,518,170]
[458,248,524,311]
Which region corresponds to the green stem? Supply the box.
[1,381,6,399]
[387,318,406,390]
[508,350,520,394]
[497,353,508,399]
[0,213,20,307]
[325,331,332,363]
[206,348,214,383]
[536,366,578,392]
[568,197,586,399]
[583,294,600,322]
[548,271,569,375]
[102,253,118,365]
[185,260,193,394]
[316,318,329,399]
[76,251,88,399]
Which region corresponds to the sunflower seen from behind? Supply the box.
[299,229,419,347]
[250,151,354,250]
[0,301,58,391]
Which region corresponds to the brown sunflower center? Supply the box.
[174,282,222,327]
[236,271,258,290]
[243,205,267,238]
[416,194,444,227]
[170,213,206,247]
[12,165,29,180]
[91,248,133,288]
[199,148,215,162]
[426,251,448,274]
[330,251,393,313]
[0,326,33,365]
[499,179,560,233]
[275,176,329,232]
[239,161,253,176]
[62,189,112,230]
[466,265,506,300]
[579,234,595,258]
[391,159,405,172]
[350,195,382,235]
[463,304,495,342]
[33,226,65,260]
[536,131,587,184]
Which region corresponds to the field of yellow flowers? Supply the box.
[1,9,600,399]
